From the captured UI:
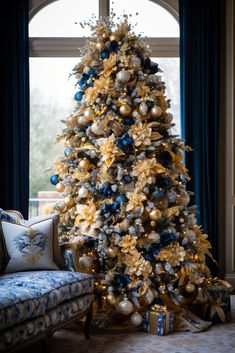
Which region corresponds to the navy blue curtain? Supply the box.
[179,0,221,261]
[0,0,29,218]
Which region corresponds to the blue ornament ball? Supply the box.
[115,193,128,205]
[64,147,74,157]
[74,91,84,101]
[123,175,132,184]
[101,49,110,59]
[50,174,59,185]
[152,188,165,199]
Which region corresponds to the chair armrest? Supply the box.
[60,242,83,272]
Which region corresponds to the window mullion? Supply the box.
[99,0,109,18]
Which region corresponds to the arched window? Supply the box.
[28,0,179,217]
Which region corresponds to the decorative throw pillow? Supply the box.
[1,214,61,273]
[0,209,24,273]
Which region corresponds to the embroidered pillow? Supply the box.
[1,217,59,273]
[0,209,24,273]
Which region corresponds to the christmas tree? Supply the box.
[50,16,222,325]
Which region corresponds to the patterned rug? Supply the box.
[24,296,235,353]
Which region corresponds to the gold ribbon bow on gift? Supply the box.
[151,304,168,313]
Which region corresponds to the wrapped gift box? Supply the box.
[202,282,232,323]
[142,305,174,335]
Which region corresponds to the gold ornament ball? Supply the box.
[107,293,117,306]
[96,41,105,49]
[84,108,95,121]
[106,247,118,258]
[151,105,162,118]
[79,158,91,170]
[119,104,132,116]
[149,208,162,221]
[64,196,75,208]
[56,182,65,193]
[116,70,131,83]
[110,33,119,41]
[118,298,133,315]
[185,283,195,293]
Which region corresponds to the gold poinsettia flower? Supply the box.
[156,242,186,267]
[129,122,152,147]
[97,134,121,167]
[84,76,112,104]
[75,201,102,237]
[168,150,190,180]
[119,235,137,255]
[126,189,146,213]
[136,81,151,97]
[100,53,117,77]
[128,256,152,278]
[125,250,141,266]
[54,159,68,175]
[72,170,90,181]
[192,225,212,249]
[132,158,165,187]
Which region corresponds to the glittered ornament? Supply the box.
[116,70,131,83]
[106,247,118,258]
[79,255,94,270]
[107,293,117,306]
[130,312,142,326]
[139,102,148,116]
[79,158,91,170]
[118,298,133,315]
[50,174,59,185]
[64,196,75,208]
[119,104,132,116]
[130,56,141,69]
[149,208,162,221]
[151,105,162,118]
[144,288,154,305]
[185,283,195,293]
[56,182,65,193]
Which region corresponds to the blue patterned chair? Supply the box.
[0,211,95,353]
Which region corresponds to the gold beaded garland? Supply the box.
[119,104,131,116]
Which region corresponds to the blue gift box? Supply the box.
[143,305,174,335]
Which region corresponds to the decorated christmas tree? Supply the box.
[49,16,229,327]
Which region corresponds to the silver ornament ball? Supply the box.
[116,70,131,83]
[118,298,134,315]
[130,312,143,326]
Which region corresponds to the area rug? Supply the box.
[24,296,235,353]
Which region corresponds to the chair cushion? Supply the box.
[0,270,94,331]
[0,293,95,351]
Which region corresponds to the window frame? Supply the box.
[28,0,179,57]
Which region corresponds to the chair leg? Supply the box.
[40,332,53,353]
[84,306,93,339]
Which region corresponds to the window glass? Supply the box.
[155,57,180,135]
[111,0,179,37]
[29,57,79,216]
[29,0,98,37]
